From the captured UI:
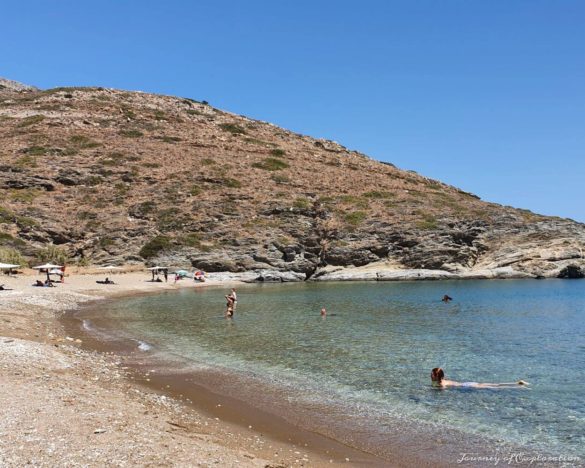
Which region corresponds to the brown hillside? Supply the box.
[1,83,584,279]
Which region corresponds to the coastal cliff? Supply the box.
[1,79,584,280]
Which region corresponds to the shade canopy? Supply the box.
[33,263,63,270]
[0,263,20,269]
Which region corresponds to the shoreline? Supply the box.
[0,270,392,467]
[63,304,391,467]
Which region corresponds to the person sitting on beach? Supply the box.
[34,280,44,287]
[441,295,453,302]
[0,284,5,291]
[97,278,116,285]
[44,279,55,288]
[431,368,528,389]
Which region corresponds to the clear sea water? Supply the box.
[81,280,585,464]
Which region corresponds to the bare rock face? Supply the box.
[0,77,38,92]
[0,81,584,280]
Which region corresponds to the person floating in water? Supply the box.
[441,295,453,302]
[431,368,528,389]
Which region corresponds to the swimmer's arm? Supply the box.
[441,379,462,387]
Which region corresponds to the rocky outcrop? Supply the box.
[0,77,38,92]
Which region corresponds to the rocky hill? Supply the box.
[1,79,584,280]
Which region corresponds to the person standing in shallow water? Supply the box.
[320,307,327,317]
[228,288,237,312]
[225,294,234,318]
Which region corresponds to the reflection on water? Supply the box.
[83,280,585,460]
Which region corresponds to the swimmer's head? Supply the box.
[320,307,327,316]
[431,367,444,383]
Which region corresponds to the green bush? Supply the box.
[293,197,311,209]
[181,233,203,248]
[99,237,115,248]
[344,210,367,226]
[271,174,289,184]
[15,155,38,168]
[417,214,438,230]
[139,236,171,259]
[37,245,69,265]
[219,123,246,135]
[119,129,144,138]
[155,135,182,143]
[363,190,394,199]
[252,157,289,171]
[152,110,168,121]
[223,178,241,188]
[83,176,104,186]
[9,189,41,203]
[0,247,27,266]
[270,148,286,157]
[70,135,100,149]
[17,115,45,128]
[0,207,15,224]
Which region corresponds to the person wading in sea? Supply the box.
[227,288,237,312]
[225,294,235,318]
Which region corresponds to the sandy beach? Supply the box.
[0,269,388,467]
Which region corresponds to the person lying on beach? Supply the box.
[431,368,528,389]
[34,280,44,287]
[44,279,55,288]
[96,278,116,285]
[441,295,453,302]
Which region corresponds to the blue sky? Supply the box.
[3,1,584,221]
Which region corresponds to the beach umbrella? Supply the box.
[33,263,63,281]
[147,266,167,281]
[33,263,63,270]
[0,263,20,276]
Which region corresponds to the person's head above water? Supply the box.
[320,307,327,316]
[431,367,445,384]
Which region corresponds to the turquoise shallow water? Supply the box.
[83,279,585,462]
